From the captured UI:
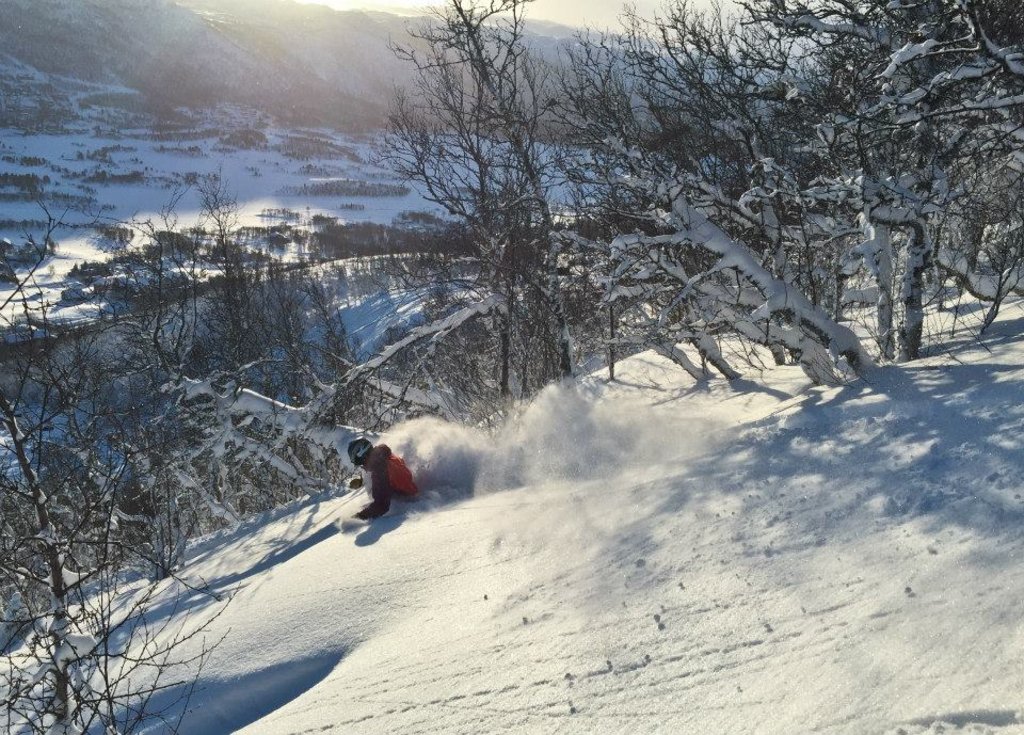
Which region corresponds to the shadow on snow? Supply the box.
[161,650,347,734]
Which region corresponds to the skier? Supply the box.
[347,438,418,520]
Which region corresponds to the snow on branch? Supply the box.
[169,299,504,508]
[343,294,505,384]
[962,0,1024,78]
[639,192,875,382]
[180,377,360,496]
[362,376,456,420]
[880,39,940,78]
[935,247,1024,301]
[771,8,892,48]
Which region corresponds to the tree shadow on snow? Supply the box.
[669,362,1024,543]
[208,523,341,591]
[143,519,341,623]
[926,312,1024,357]
[585,359,1024,587]
[906,709,1020,729]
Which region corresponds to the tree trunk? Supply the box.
[608,304,616,382]
[498,315,511,398]
[0,393,71,721]
[900,224,930,361]
[872,223,896,361]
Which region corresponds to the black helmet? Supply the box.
[347,438,373,466]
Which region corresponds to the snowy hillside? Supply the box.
[0,0,577,129]
[0,0,398,127]
[135,305,1024,734]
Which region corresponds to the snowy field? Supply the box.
[0,125,435,232]
[0,122,440,325]
[125,303,1024,735]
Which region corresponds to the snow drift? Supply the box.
[381,379,726,509]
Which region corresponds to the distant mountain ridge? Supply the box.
[0,0,419,129]
[0,0,577,130]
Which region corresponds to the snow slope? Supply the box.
[140,307,1024,735]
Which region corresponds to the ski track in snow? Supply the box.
[134,313,1024,735]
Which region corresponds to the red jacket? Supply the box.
[357,444,417,519]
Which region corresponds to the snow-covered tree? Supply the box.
[749,0,1024,358]
[382,0,578,410]
[0,236,216,733]
[553,0,1024,381]
[560,3,875,383]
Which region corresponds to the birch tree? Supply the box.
[750,0,1024,358]
[0,242,216,733]
[561,3,875,383]
[383,0,576,410]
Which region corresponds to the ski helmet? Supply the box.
[347,438,373,466]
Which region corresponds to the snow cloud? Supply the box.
[382,382,725,502]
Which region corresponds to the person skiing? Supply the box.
[347,438,418,520]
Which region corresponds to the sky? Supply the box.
[293,0,665,29]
